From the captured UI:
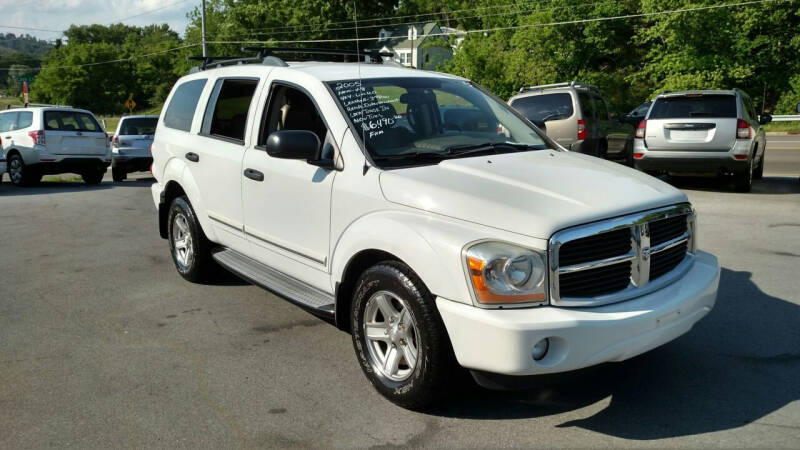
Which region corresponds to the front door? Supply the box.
[241,82,337,292]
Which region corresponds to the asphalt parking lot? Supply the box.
[1,138,799,448]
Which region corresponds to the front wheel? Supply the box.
[351,261,457,410]
[753,153,764,180]
[112,167,126,182]
[167,196,214,282]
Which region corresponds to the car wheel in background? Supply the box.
[167,196,214,282]
[112,167,126,182]
[753,153,764,180]
[624,140,634,167]
[351,261,457,410]
[734,158,753,192]
[82,168,105,185]
[8,153,41,187]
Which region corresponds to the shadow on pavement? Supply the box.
[0,178,155,196]
[666,175,800,194]
[429,268,800,440]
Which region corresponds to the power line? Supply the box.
[239,0,638,38]
[108,0,196,24]
[0,24,62,33]
[208,0,792,45]
[0,43,199,71]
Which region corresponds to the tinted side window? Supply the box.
[595,96,610,120]
[260,84,329,146]
[201,78,258,142]
[164,79,207,132]
[578,92,595,119]
[16,111,33,129]
[510,93,574,122]
[0,112,17,132]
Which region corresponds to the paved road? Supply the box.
[765,134,800,175]
[1,149,799,448]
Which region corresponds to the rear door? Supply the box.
[44,110,108,155]
[644,94,738,151]
[117,117,157,157]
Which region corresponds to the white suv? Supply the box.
[150,49,720,409]
[0,106,110,186]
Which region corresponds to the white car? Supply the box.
[150,49,720,409]
[0,107,110,186]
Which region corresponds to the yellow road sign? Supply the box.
[124,98,136,111]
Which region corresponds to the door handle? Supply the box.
[185,152,199,162]
[4,136,10,139]
[244,168,264,182]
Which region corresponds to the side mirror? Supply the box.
[266,130,320,161]
[796,103,800,113]
[758,113,772,125]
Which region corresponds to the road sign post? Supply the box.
[124,97,136,115]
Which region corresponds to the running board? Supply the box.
[212,248,335,318]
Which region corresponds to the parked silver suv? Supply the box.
[633,89,771,192]
[509,81,635,164]
[111,115,157,181]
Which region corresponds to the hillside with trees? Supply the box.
[28,0,800,115]
[0,34,52,97]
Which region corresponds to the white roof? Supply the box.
[181,61,463,83]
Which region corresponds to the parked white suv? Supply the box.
[150,49,720,409]
[0,106,110,186]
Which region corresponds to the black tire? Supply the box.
[167,196,214,283]
[7,153,41,186]
[753,153,764,180]
[82,168,105,185]
[733,158,753,192]
[351,261,457,410]
[623,139,634,167]
[112,167,126,182]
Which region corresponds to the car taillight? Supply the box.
[635,120,647,139]
[577,119,587,140]
[737,119,751,139]
[111,135,119,147]
[28,130,45,146]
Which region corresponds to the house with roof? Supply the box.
[370,22,454,70]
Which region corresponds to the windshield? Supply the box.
[328,77,552,167]
[649,95,737,119]
[510,93,574,122]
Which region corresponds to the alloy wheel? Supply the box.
[171,213,194,270]
[363,290,421,382]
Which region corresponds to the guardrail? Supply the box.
[772,114,800,122]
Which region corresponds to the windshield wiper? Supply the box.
[372,151,449,161]
[442,142,542,156]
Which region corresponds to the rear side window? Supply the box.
[120,117,158,135]
[510,93,574,122]
[649,95,737,119]
[578,92,595,119]
[44,111,101,132]
[16,111,32,129]
[164,79,207,132]
[0,112,17,132]
[201,78,259,142]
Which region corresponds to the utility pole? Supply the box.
[201,0,208,58]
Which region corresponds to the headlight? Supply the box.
[464,241,547,305]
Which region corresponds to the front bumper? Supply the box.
[437,250,719,377]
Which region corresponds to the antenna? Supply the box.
[353,2,369,174]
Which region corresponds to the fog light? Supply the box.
[532,338,549,361]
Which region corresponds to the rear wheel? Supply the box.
[8,153,40,186]
[753,153,764,180]
[167,196,214,282]
[351,261,457,410]
[82,168,105,185]
[733,158,753,192]
[112,167,126,182]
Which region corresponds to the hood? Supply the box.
[379,150,687,239]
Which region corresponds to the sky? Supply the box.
[0,0,196,41]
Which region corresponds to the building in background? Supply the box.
[371,22,454,70]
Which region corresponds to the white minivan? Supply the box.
[150,49,720,409]
[0,107,110,186]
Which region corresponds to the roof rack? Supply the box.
[188,47,395,72]
[517,80,600,94]
[7,103,73,109]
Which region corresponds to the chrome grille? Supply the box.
[548,204,695,307]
